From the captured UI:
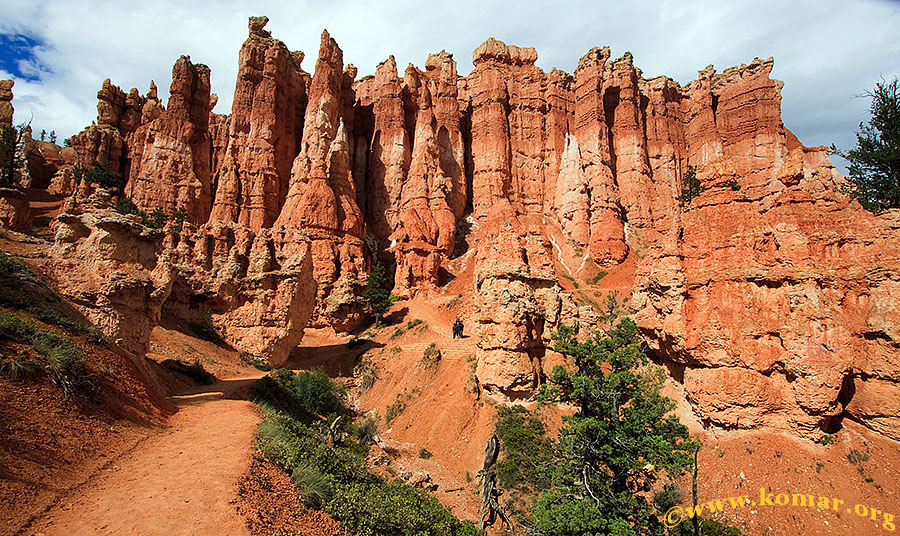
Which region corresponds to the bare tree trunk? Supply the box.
[478,434,513,531]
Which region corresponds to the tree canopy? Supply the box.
[362,261,392,321]
[534,318,698,536]
[832,77,900,212]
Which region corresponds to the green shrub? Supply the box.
[0,309,39,342]
[420,343,441,370]
[251,371,483,536]
[252,368,346,420]
[1,309,93,396]
[847,448,870,465]
[0,251,28,278]
[32,331,94,397]
[654,482,682,513]
[77,160,124,190]
[407,319,423,330]
[587,271,608,285]
[418,448,433,459]
[384,398,406,426]
[349,417,378,445]
[292,461,335,508]
[677,165,703,207]
[362,262,392,321]
[239,352,271,371]
[116,196,140,216]
[145,207,168,229]
[172,206,188,233]
[328,480,483,536]
[189,312,222,344]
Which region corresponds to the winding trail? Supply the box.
[24,376,262,536]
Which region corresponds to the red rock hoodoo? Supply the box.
[44,17,898,441]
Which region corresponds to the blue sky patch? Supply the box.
[0,32,50,81]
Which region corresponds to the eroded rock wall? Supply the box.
[47,21,899,440]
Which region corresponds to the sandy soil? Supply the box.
[23,375,262,536]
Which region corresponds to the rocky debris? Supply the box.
[398,469,438,491]
[0,187,31,231]
[209,16,308,231]
[126,56,213,224]
[163,220,317,366]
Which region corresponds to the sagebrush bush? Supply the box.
[252,368,346,420]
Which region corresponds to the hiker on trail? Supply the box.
[452,319,459,338]
[456,319,464,339]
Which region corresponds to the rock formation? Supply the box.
[209,16,308,231]
[42,20,898,441]
[126,56,213,224]
[0,80,13,127]
[162,221,317,365]
[274,30,367,330]
[633,157,900,440]
[50,198,175,359]
[49,182,317,367]
[0,188,31,231]
[472,200,598,397]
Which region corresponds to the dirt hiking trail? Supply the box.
[22,375,263,536]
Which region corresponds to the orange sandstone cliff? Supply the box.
[38,16,898,442]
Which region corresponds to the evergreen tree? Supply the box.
[676,165,702,207]
[832,77,900,212]
[0,123,28,187]
[362,262,392,321]
[534,318,698,536]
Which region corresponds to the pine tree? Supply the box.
[832,77,900,212]
[676,165,702,207]
[534,318,698,536]
[362,262,392,322]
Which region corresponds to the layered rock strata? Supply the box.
[48,21,898,440]
[209,16,309,231]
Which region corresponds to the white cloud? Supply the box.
[2,0,897,168]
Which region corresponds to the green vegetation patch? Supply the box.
[251,368,483,536]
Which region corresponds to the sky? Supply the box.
[1,0,898,170]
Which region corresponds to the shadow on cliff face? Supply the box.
[380,306,408,326]
[285,338,383,377]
